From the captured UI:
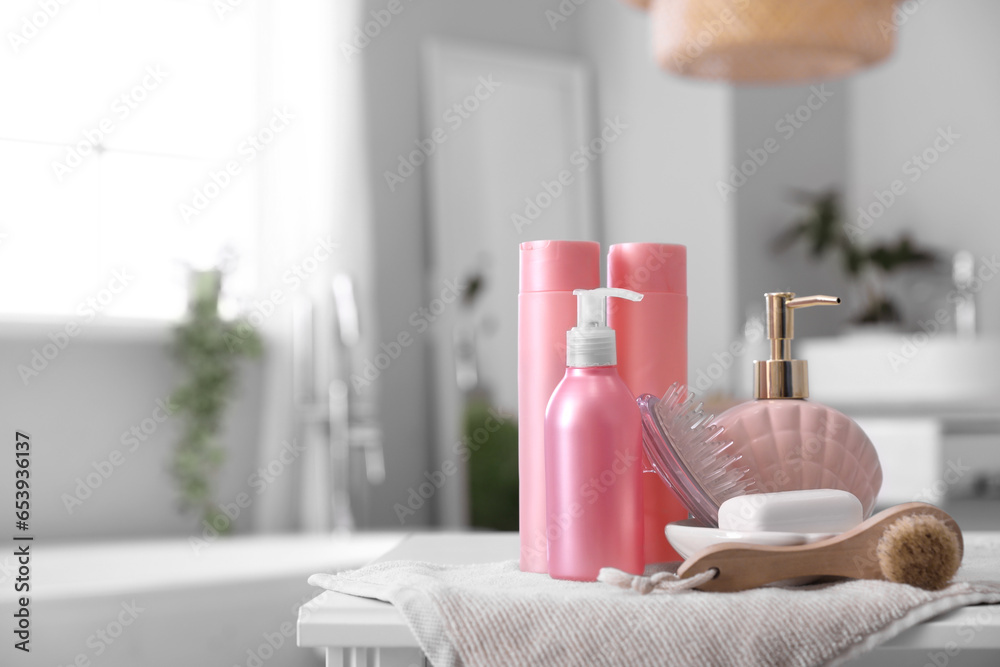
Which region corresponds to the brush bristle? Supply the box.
[653,383,754,506]
[876,514,962,591]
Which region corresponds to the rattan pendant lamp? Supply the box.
[624,0,899,83]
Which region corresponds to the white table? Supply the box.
[298,532,1000,667]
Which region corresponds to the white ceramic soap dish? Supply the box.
[666,519,836,560]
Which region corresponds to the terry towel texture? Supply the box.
[309,539,1000,667]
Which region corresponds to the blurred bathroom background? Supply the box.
[1,0,999,664]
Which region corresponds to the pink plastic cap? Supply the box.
[519,240,601,293]
[608,243,686,294]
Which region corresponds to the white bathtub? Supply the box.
[1,532,403,667]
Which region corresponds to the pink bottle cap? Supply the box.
[519,240,601,293]
[607,243,686,294]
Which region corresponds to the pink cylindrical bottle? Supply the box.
[518,240,600,573]
[608,243,688,564]
[545,288,644,581]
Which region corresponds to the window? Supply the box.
[1,0,260,320]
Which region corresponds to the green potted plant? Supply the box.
[170,267,262,531]
[774,190,938,326]
[455,272,519,531]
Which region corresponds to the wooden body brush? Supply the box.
[677,502,963,592]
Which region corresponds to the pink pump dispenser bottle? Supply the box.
[545,288,645,581]
[518,241,600,573]
[607,243,688,564]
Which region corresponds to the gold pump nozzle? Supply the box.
[755,292,840,399]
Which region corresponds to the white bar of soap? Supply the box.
[718,489,863,533]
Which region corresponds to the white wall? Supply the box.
[732,81,852,342]
[848,0,1000,335]
[359,0,580,526]
[847,0,1000,484]
[574,2,736,393]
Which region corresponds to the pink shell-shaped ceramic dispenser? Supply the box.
[640,383,883,528]
[713,399,883,519]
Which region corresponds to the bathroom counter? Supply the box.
[298,532,1000,667]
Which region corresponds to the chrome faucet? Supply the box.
[331,274,385,488]
[293,273,383,532]
[952,250,977,338]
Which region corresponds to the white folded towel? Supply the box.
[309,537,1000,667]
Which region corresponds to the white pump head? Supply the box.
[567,288,643,367]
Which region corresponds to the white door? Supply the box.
[422,41,600,526]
